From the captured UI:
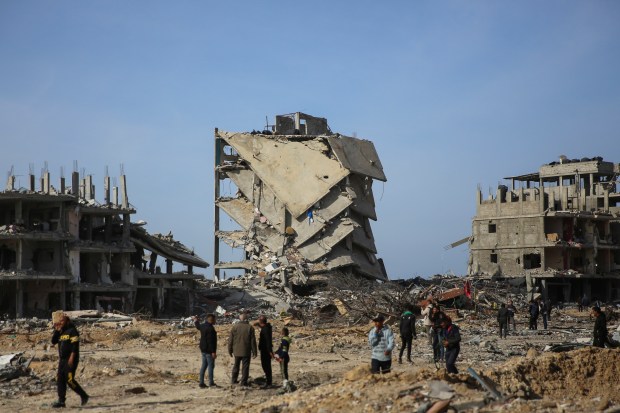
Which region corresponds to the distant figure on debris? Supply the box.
[497,303,508,339]
[228,312,257,387]
[257,315,274,388]
[528,300,539,330]
[275,327,292,387]
[193,313,217,388]
[421,302,434,345]
[506,299,516,331]
[430,306,446,363]
[398,304,417,364]
[51,315,89,408]
[591,306,609,348]
[368,315,394,374]
[539,298,548,329]
[441,316,461,374]
[579,293,589,312]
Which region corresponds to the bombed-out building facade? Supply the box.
[213,113,387,286]
[0,166,208,318]
[470,157,620,303]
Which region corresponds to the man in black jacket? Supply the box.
[398,305,417,364]
[51,315,89,408]
[441,316,461,374]
[591,306,609,348]
[193,314,218,388]
[257,315,274,388]
[497,303,508,339]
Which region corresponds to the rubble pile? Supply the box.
[486,347,620,400]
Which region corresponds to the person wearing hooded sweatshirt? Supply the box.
[398,305,417,364]
[51,315,89,408]
[441,316,461,374]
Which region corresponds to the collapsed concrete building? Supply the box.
[469,156,620,303]
[213,112,388,286]
[0,165,208,317]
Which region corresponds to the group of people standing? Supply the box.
[192,312,291,390]
[527,297,550,330]
[368,301,462,376]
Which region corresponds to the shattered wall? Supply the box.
[213,112,388,284]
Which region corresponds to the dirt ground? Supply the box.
[1,308,618,413]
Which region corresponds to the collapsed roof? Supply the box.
[213,112,388,283]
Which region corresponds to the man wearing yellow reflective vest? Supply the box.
[51,315,89,408]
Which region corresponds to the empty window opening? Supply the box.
[490,253,498,263]
[488,223,497,233]
[524,253,541,269]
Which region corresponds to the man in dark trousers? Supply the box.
[51,315,89,408]
[441,316,461,374]
[506,299,517,331]
[539,298,549,330]
[193,313,217,388]
[592,306,609,348]
[529,300,539,330]
[257,315,274,388]
[228,312,257,387]
[497,303,508,338]
[398,304,417,364]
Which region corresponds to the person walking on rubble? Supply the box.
[591,306,609,348]
[275,327,292,386]
[579,293,589,312]
[528,300,539,330]
[497,303,509,339]
[193,313,217,388]
[368,315,394,374]
[539,298,549,330]
[506,299,516,331]
[421,302,434,345]
[430,305,446,363]
[398,304,417,364]
[51,315,89,408]
[256,315,274,388]
[228,312,257,388]
[441,316,461,374]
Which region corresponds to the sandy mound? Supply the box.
[485,347,620,401]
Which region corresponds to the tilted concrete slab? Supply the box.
[311,245,356,272]
[254,224,285,253]
[226,168,255,203]
[292,187,352,247]
[327,135,387,182]
[216,231,247,248]
[297,218,355,261]
[219,131,350,218]
[351,247,387,280]
[216,197,255,230]
[352,222,377,253]
[347,175,377,220]
[226,168,286,233]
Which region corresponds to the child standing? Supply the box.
[275,327,292,386]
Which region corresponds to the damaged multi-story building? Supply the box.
[469,156,620,303]
[0,165,208,317]
[213,112,388,286]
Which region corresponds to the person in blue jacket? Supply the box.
[368,315,394,374]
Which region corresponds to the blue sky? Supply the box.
[1,1,619,279]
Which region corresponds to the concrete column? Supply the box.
[122,214,130,244]
[29,174,35,192]
[15,200,23,224]
[604,189,609,211]
[16,280,24,317]
[73,292,81,310]
[113,187,118,207]
[85,175,93,200]
[60,282,66,310]
[187,282,194,315]
[72,172,79,198]
[120,175,129,209]
[60,177,66,194]
[44,172,50,194]
[105,216,112,243]
[149,253,158,274]
[16,239,22,270]
[187,265,193,275]
[104,176,111,205]
[166,259,173,274]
